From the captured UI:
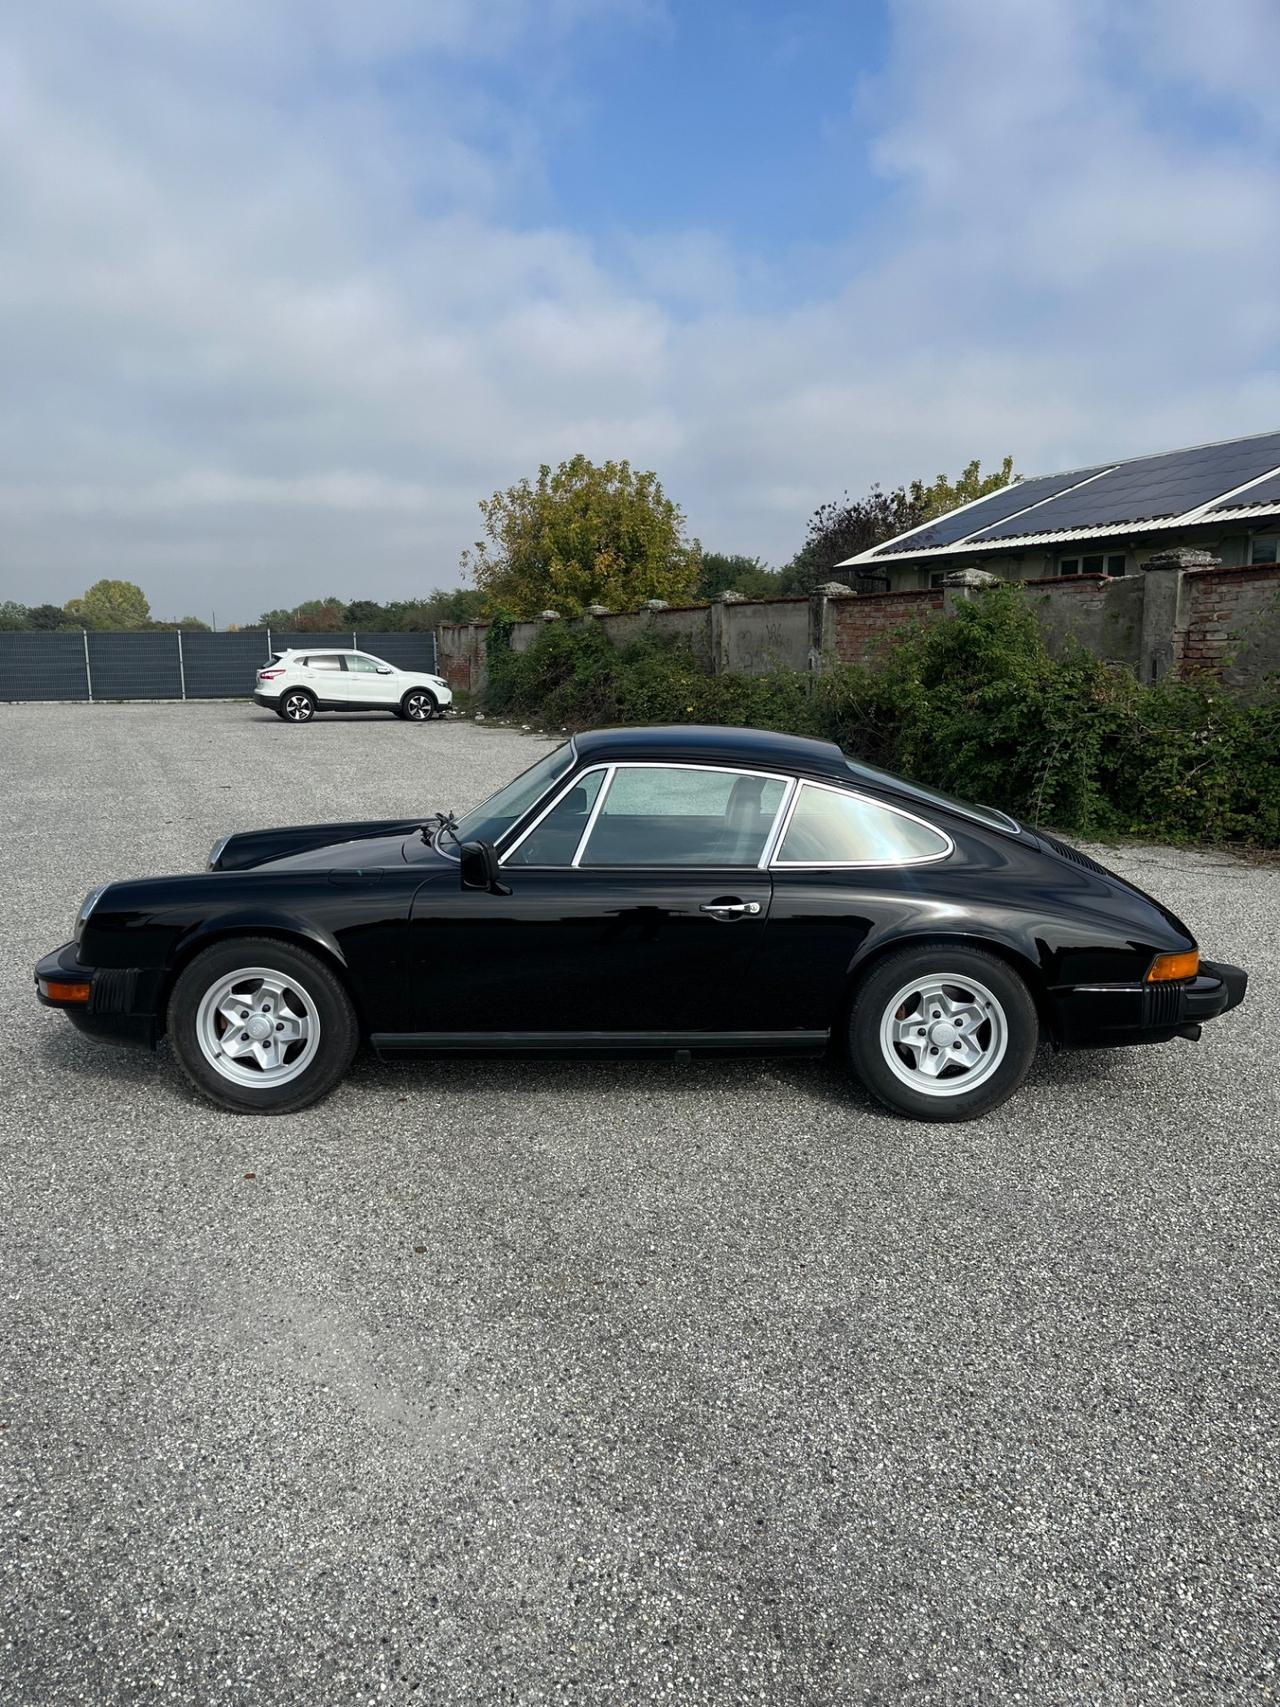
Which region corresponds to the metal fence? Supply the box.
[0,630,438,702]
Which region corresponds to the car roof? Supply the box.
[572,725,852,780]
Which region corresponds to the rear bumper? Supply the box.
[1050,958,1248,1049]
[35,942,158,1048]
[253,689,280,710]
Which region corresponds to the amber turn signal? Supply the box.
[41,978,91,1004]
[1146,950,1199,983]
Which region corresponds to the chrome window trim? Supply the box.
[499,760,797,871]
[769,779,954,869]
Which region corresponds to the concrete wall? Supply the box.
[437,556,1280,701]
[1019,573,1145,670]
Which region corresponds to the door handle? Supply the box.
[700,898,762,919]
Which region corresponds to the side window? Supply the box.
[305,654,344,672]
[775,784,950,865]
[578,767,787,867]
[506,771,606,867]
[344,654,381,674]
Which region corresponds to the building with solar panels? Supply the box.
[838,429,1280,591]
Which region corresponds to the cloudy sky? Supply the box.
[2,0,1279,624]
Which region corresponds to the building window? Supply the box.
[1058,553,1126,578]
[928,571,946,589]
[1250,536,1278,565]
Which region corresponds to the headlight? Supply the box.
[207,834,232,871]
[74,885,109,942]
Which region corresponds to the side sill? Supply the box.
[370,1029,830,1056]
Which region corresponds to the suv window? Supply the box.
[343,654,382,674]
[304,655,344,671]
[505,770,606,866]
[577,766,787,867]
[775,783,950,866]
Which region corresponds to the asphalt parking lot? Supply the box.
[1,701,1277,1705]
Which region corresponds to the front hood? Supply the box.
[211,817,425,872]
[257,830,421,872]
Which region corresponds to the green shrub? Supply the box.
[481,588,1280,847]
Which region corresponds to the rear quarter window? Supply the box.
[775,783,951,866]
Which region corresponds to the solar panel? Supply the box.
[870,467,1109,555]
[969,432,1280,541]
[1209,467,1280,510]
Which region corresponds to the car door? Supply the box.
[340,652,393,706]
[404,762,800,1040]
[301,652,346,704]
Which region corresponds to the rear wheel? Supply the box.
[848,945,1038,1122]
[401,688,437,722]
[280,689,316,724]
[167,937,358,1113]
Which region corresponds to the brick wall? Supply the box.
[1181,565,1280,692]
[831,588,944,666]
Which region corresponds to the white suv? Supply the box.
[254,649,453,723]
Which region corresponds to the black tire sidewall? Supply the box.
[849,946,1038,1122]
[401,689,437,721]
[283,691,315,723]
[167,936,358,1113]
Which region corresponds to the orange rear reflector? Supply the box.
[42,978,91,1003]
[1147,950,1199,983]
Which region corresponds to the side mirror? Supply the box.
[459,840,511,896]
[376,665,393,674]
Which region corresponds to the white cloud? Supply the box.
[1,0,1278,619]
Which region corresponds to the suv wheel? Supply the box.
[280,689,316,723]
[167,937,358,1113]
[848,945,1038,1122]
[401,689,437,721]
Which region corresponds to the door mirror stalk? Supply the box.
[459,840,511,896]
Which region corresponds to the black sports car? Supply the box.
[35,725,1247,1121]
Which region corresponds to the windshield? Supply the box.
[845,758,1020,835]
[442,741,575,855]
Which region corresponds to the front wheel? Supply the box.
[167,937,358,1113]
[401,688,438,722]
[848,945,1038,1122]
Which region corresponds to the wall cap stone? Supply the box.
[813,581,856,596]
[642,599,670,610]
[1143,547,1219,572]
[943,567,1002,588]
[715,590,746,602]
[539,609,561,621]
[585,604,611,616]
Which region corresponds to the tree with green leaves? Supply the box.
[0,601,28,630]
[27,603,70,630]
[780,456,1016,594]
[63,578,151,630]
[697,553,781,601]
[461,454,702,618]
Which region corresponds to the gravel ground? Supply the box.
[1,701,1277,1706]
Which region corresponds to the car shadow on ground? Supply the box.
[38,1025,1117,1124]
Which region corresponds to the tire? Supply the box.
[280,689,316,724]
[167,936,359,1114]
[848,944,1038,1122]
[401,688,438,722]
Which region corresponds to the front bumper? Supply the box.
[1051,958,1248,1049]
[35,942,159,1048]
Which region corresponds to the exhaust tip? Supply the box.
[1176,1023,1202,1043]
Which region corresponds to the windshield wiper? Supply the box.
[420,810,460,849]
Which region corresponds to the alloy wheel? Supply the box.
[878,972,1009,1099]
[404,692,435,721]
[195,966,321,1089]
[283,692,314,722]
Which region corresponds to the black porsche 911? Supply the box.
[35,724,1246,1122]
